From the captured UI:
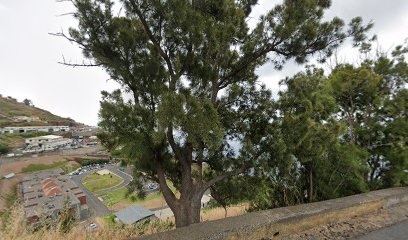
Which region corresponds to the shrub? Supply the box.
[0,143,10,154]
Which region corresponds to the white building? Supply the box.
[25,135,72,152]
[0,126,70,135]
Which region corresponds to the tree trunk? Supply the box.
[173,197,202,227]
[309,168,313,203]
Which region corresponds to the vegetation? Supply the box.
[0,203,175,240]
[0,185,18,226]
[66,0,372,227]
[0,131,62,151]
[98,187,162,207]
[82,173,123,192]
[0,143,10,154]
[21,161,80,174]
[211,46,408,211]
[77,158,110,166]
[22,99,33,106]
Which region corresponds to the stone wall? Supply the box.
[135,187,408,240]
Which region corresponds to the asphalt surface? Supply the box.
[70,165,133,217]
[354,220,408,240]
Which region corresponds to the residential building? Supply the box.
[20,169,89,227]
[12,116,41,122]
[25,135,72,152]
[0,126,70,134]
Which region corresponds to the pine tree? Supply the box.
[64,0,371,227]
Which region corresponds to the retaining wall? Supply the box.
[135,187,408,240]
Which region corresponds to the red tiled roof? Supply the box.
[41,178,63,197]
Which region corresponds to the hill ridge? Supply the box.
[0,95,81,127]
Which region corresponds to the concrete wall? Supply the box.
[136,187,408,240]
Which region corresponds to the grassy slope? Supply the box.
[0,96,78,127]
[0,132,52,150]
[21,161,81,174]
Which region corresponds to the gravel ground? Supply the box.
[284,202,408,240]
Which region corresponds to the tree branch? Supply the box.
[128,2,177,83]
[202,164,248,192]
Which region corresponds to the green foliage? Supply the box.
[233,48,407,211]
[57,199,77,233]
[67,0,372,226]
[78,158,110,166]
[0,143,10,154]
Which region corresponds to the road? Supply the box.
[70,165,133,217]
[354,220,408,240]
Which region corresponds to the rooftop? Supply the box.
[21,169,86,218]
[26,135,62,140]
[114,206,155,224]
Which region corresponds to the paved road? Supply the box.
[354,220,408,240]
[70,165,133,217]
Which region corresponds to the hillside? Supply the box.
[0,95,80,127]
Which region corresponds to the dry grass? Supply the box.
[0,205,174,240]
[201,203,249,221]
[0,202,249,240]
[0,154,67,176]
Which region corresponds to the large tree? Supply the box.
[65,0,371,227]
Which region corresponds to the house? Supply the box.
[114,206,156,224]
[12,116,41,123]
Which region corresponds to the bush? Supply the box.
[0,143,10,154]
[79,158,110,166]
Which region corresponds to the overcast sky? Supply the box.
[0,0,407,126]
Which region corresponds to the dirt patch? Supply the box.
[284,202,408,239]
[0,154,67,175]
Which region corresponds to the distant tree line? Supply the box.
[212,46,408,211]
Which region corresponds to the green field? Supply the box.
[21,161,80,174]
[97,187,164,207]
[97,180,176,208]
[82,173,124,192]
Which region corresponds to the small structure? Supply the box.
[4,173,15,179]
[114,206,156,224]
[201,194,211,208]
[96,169,112,176]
